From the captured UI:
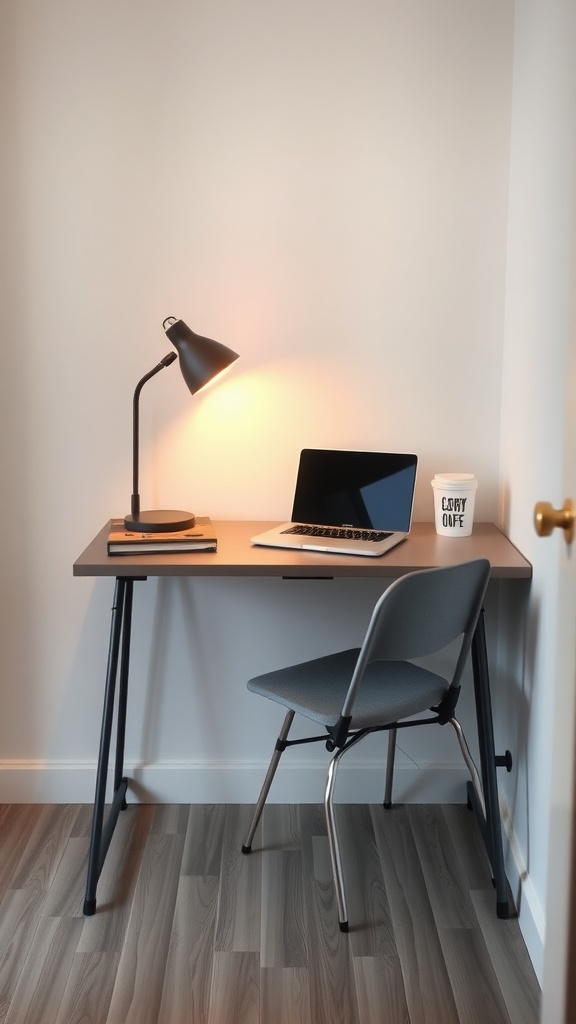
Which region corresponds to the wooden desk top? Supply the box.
[73,521,532,580]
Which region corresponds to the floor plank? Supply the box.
[6,805,78,896]
[105,832,185,1024]
[353,955,411,1024]
[180,804,226,877]
[207,951,260,1024]
[214,805,262,953]
[337,803,397,957]
[0,888,47,1024]
[157,874,219,1024]
[261,966,312,1024]
[42,837,89,919]
[77,803,155,956]
[302,834,361,1024]
[4,916,84,1024]
[371,805,462,1024]
[470,888,540,1024]
[439,926,513,1024]
[406,804,479,929]
[54,952,120,1024]
[0,807,46,900]
[260,849,308,968]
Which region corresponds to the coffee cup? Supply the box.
[431,473,478,537]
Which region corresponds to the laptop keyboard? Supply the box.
[282,525,392,542]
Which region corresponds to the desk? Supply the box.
[74,520,532,917]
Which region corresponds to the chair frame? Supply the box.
[242,560,512,931]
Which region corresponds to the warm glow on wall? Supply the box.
[192,360,351,448]
[151,359,350,519]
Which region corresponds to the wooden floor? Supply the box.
[0,801,540,1024]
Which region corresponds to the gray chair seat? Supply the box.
[248,650,448,730]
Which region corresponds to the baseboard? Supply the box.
[499,796,545,986]
[0,759,470,805]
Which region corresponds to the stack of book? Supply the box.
[107,516,217,555]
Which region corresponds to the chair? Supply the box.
[241,558,491,932]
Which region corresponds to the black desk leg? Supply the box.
[470,608,515,919]
[83,576,135,916]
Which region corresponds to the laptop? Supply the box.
[250,449,418,557]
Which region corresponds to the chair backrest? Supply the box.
[341,559,490,718]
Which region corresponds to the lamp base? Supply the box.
[124,509,196,533]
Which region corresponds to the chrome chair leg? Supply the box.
[449,716,486,817]
[242,710,295,853]
[384,726,397,808]
[324,731,365,933]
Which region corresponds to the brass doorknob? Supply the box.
[534,499,575,543]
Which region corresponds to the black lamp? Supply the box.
[124,317,239,533]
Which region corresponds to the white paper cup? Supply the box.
[431,473,478,537]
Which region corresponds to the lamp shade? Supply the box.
[163,317,239,395]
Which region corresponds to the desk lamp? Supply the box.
[124,316,239,532]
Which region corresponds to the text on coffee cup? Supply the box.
[441,497,468,512]
[440,495,469,529]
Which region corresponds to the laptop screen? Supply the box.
[291,449,418,532]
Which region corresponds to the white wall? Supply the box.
[0,0,515,798]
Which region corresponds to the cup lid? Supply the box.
[432,473,477,488]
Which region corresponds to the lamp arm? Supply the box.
[130,352,178,519]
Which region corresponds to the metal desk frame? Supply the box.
[73,520,532,917]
